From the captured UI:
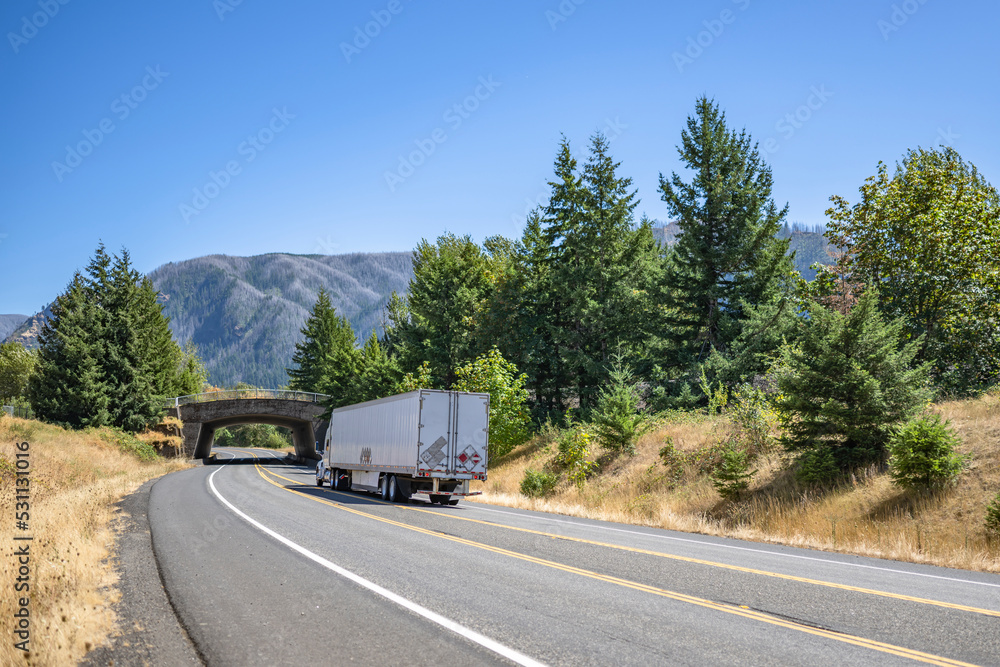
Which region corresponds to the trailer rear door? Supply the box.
[417,391,489,476]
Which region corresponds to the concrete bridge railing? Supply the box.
[164,389,329,409]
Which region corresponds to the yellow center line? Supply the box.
[242,456,980,667]
[258,464,1000,620]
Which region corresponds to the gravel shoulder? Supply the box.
[82,477,203,667]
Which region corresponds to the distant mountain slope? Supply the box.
[4,252,414,389]
[651,223,835,280]
[149,252,414,388]
[0,314,28,341]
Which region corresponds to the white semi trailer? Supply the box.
[316,389,489,505]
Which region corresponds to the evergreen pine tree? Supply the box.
[353,332,400,402]
[540,134,660,413]
[288,287,338,392]
[27,274,110,428]
[658,97,794,380]
[777,291,931,470]
[29,245,203,432]
[99,249,162,431]
[317,310,361,409]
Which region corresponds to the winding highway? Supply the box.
[147,448,1000,666]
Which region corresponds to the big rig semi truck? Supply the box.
[316,389,489,505]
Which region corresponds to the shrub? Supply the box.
[728,384,778,455]
[887,415,967,489]
[520,469,558,498]
[699,368,729,415]
[591,357,652,456]
[557,424,597,489]
[986,493,1000,534]
[108,429,158,462]
[710,442,756,499]
[777,291,931,471]
[796,447,840,486]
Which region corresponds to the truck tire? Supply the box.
[448,499,460,506]
[380,476,391,501]
[330,468,340,491]
[430,494,447,505]
[387,475,399,503]
[316,469,324,487]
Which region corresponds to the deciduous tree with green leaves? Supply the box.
[0,342,35,403]
[453,347,531,459]
[826,146,1000,394]
[397,233,492,388]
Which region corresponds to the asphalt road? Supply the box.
[147,448,1000,666]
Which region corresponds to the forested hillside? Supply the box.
[148,252,413,388]
[651,222,834,279]
[0,314,27,341]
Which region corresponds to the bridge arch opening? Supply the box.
[167,391,329,462]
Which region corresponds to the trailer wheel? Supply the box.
[447,499,460,506]
[387,475,400,503]
[380,476,391,501]
[429,494,447,505]
[316,475,324,487]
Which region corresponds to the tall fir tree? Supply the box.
[288,287,338,392]
[100,249,162,431]
[657,97,794,384]
[28,273,110,428]
[288,287,361,408]
[539,134,660,413]
[28,245,205,432]
[352,331,400,402]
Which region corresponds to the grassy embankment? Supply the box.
[0,416,190,667]
[473,393,1000,573]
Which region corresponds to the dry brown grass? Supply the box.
[0,417,190,666]
[472,395,1000,573]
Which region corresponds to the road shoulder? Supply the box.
[82,477,203,667]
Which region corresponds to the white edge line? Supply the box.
[466,505,1000,590]
[206,466,546,667]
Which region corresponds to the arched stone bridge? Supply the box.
[166,389,329,461]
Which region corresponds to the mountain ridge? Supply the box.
[3,228,834,388]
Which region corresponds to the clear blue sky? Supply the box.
[2,0,998,316]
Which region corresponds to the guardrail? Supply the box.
[165,389,330,409]
[2,405,34,419]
